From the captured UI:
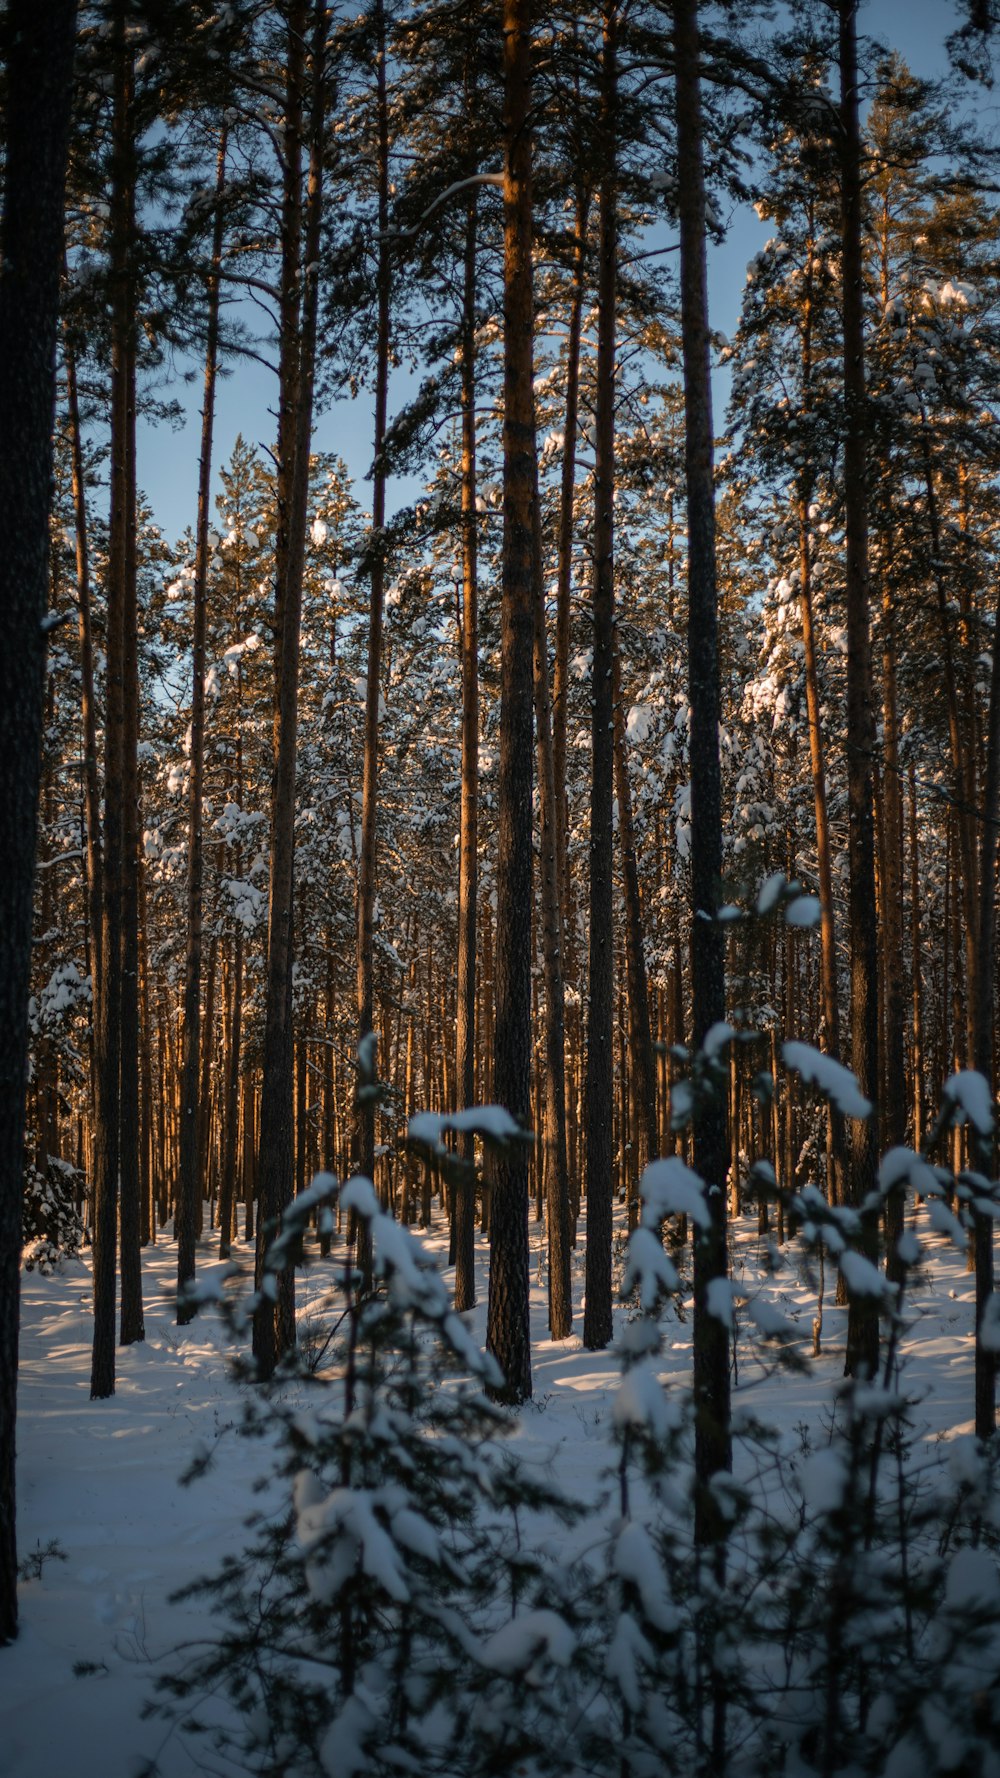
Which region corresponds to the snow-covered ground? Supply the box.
[0,1201,983,1778]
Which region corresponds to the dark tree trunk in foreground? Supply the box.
[838,0,880,1382]
[673,16,732,1763]
[486,0,535,1404]
[673,0,732,1630]
[583,0,618,1353]
[0,0,77,1646]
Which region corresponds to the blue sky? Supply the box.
[136,0,984,549]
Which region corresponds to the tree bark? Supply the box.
[91,11,134,1401]
[454,189,479,1313]
[673,0,732,1585]
[118,306,144,1346]
[486,0,536,1404]
[0,0,76,1643]
[177,126,227,1320]
[613,633,658,1203]
[839,0,881,1381]
[533,480,573,1339]
[354,0,392,1217]
[583,0,618,1353]
[973,572,1000,1440]
[254,0,325,1377]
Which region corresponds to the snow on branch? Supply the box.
[782,1040,872,1121]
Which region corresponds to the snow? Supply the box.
[479,1609,575,1676]
[945,1546,1000,1611]
[408,1105,522,1147]
[639,1156,712,1230]
[782,1040,873,1120]
[5,1182,1000,1775]
[784,892,821,928]
[942,1070,995,1138]
[798,1448,848,1514]
[613,1521,678,1631]
[839,1249,895,1304]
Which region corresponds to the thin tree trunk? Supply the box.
[973,575,1000,1440]
[454,188,479,1312]
[118,321,144,1346]
[533,478,572,1339]
[909,761,924,1151]
[65,345,104,1013]
[583,0,618,1353]
[879,587,907,1280]
[839,0,880,1381]
[91,12,133,1400]
[177,126,227,1319]
[613,632,657,1198]
[355,0,392,1212]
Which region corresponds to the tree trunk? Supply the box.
[177,126,227,1320]
[533,478,572,1339]
[355,0,392,1215]
[839,0,880,1381]
[973,574,1000,1440]
[583,0,618,1354]
[91,12,134,1401]
[613,632,658,1200]
[254,0,325,1377]
[65,345,104,1014]
[673,0,732,1576]
[0,0,76,1644]
[486,0,536,1405]
[118,319,144,1346]
[454,188,479,1313]
[879,588,907,1280]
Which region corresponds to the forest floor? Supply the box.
[0,1197,983,1778]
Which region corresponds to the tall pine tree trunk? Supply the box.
[355,0,392,1214]
[583,0,618,1352]
[973,572,1000,1440]
[673,0,732,1636]
[0,0,76,1644]
[118,325,144,1346]
[91,12,134,1400]
[177,127,227,1319]
[454,189,479,1312]
[254,0,325,1377]
[839,0,880,1381]
[486,0,536,1404]
[613,633,657,1201]
[532,477,572,1339]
